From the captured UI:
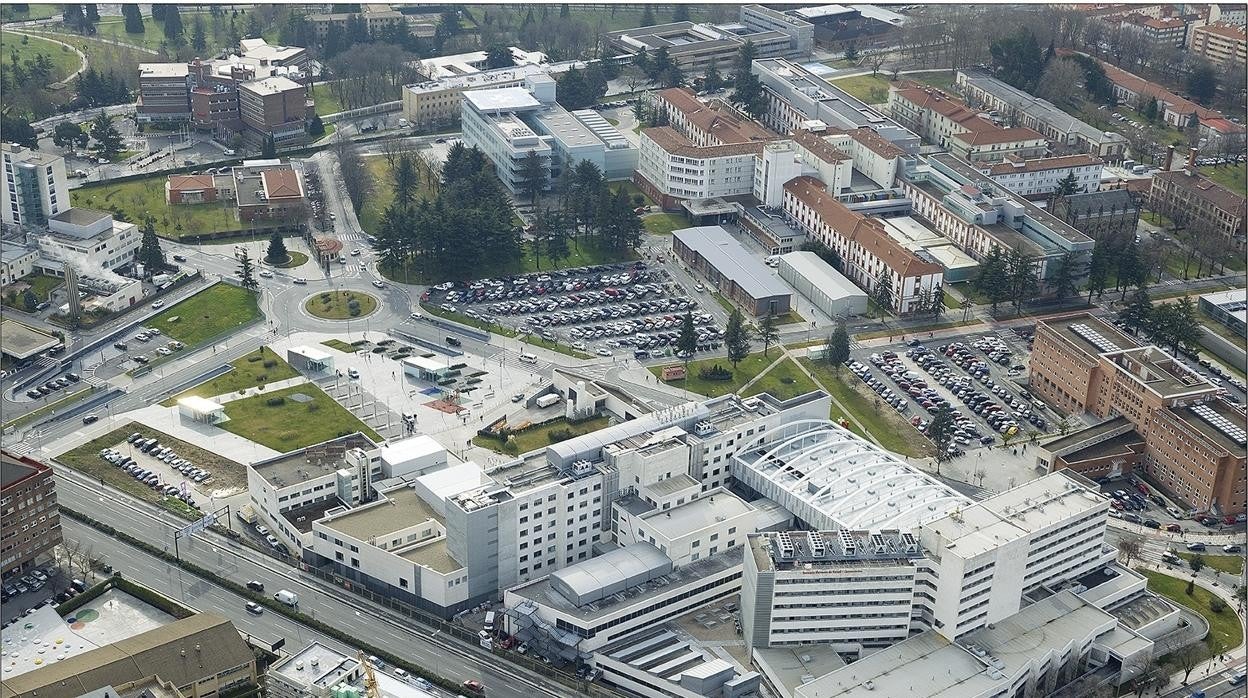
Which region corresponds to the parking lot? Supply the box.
[1099,473,1248,534]
[847,328,1057,456]
[1,565,79,626]
[422,262,724,361]
[93,431,221,513]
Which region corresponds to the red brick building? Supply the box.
[1,451,61,578]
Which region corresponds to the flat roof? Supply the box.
[139,62,189,78]
[176,395,224,414]
[271,642,358,689]
[395,537,462,573]
[289,345,333,362]
[549,543,672,606]
[753,644,846,697]
[1200,288,1247,309]
[1042,314,1141,359]
[242,75,303,95]
[49,208,111,227]
[779,252,866,302]
[0,319,59,360]
[322,486,440,541]
[252,433,378,488]
[402,355,450,372]
[380,435,444,466]
[673,226,792,302]
[464,87,542,112]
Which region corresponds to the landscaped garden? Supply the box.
[72,175,281,239]
[473,416,609,454]
[650,352,777,398]
[219,384,381,452]
[305,290,378,320]
[163,347,299,405]
[147,283,261,347]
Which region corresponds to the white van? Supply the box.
[518,353,538,364]
[484,611,496,632]
[393,668,408,680]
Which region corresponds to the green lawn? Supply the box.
[220,384,381,452]
[831,74,893,104]
[907,71,957,92]
[642,213,687,235]
[420,302,518,336]
[650,351,777,398]
[271,250,309,269]
[305,290,378,320]
[163,347,299,405]
[2,272,62,309]
[311,82,345,116]
[854,319,977,340]
[518,239,636,274]
[942,293,963,310]
[1140,569,1243,657]
[742,358,820,401]
[1,4,62,22]
[321,339,358,353]
[609,181,655,208]
[85,13,222,53]
[357,156,437,235]
[521,335,593,360]
[474,416,609,454]
[1200,162,1247,193]
[0,31,80,83]
[147,283,261,346]
[771,310,806,325]
[800,357,936,459]
[71,176,279,239]
[474,5,722,36]
[1176,551,1244,575]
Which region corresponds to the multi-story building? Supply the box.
[742,530,922,654]
[35,208,140,275]
[137,62,193,122]
[1,451,61,578]
[899,153,1095,285]
[956,70,1129,159]
[420,46,548,80]
[783,176,944,314]
[1050,188,1140,240]
[2,144,69,228]
[981,153,1104,199]
[753,58,920,153]
[672,226,793,316]
[266,642,362,698]
[1118,13,1190,48]
[238,76,310,144]
[0,245,37,285]
[1149,168,1247,249]
[165,160,303,223]
[1199,289,1247,338]
[605,6,813,74]
[1030,314,1245,515]
[460,75,637,195]
[887,84,1048,163]
[402,62,580,128]
[308,4,406,40]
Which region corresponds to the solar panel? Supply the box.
[1190,403,1248,447]
[1070,323,1119,354]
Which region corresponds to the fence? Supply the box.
[416,314,491,342]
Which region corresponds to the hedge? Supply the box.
[55,575,193,619]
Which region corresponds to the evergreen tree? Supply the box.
[62,4,83,31]
[266,231,288,264]
[1051,251,1078,301]
[1120,287,1153,335]
[518,149,547,206]
[676,312,698,364]
[484,43,512,69]
[1005,246,1038,312]
[1054,171,1080,197]
[393,154,418,208]
[641,5,655,27]
[307,113,325,137]
[163,4,184,43]
[545,209,570,268]
[89,113,123,158]
[975,247,1010,312]
[732,42,767,116]
[844,41,858,62]
[53,121,88,150]
[237,248,258,291]
[928,405,959,473]
[759,311,780,357]
[724,308,752,368]
[702,62,723,92]
[84,3,99,24]
[1187,61,1218,105]
[872,273,894,314]
[0,113,37,149]
[122,3,144,33]
[191,16,207,53]
[261,134,276,158]
[559,3,570,18]
[827,320,850,373]
[21,289,38,313]
[136,217,165,277]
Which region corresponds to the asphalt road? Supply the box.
[53,470,581,698]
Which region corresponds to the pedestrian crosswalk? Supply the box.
[5,441,34,456]
[497,350,551,372]
[337,230,366,242]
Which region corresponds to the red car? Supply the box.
[462,679,485,692]
[1136,483,1150,495]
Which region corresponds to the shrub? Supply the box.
[347,299,360,310]
[320,293,330,302]
[1210,598,1226,614]
[698,363,733,381]
[547,428,573,443]
[266,396,285,406]
[263,359,277,368]
[349,307,361,317]
[246,354,262,363]
[502,440,520,454]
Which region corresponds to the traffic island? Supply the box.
[304,290,378,320]
[269,251,310,269]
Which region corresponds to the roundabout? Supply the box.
[303,290,379,320]
[269,251,310,269]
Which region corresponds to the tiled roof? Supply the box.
[1152,169,1248,213]
[792,129,852,163]
[260,169,303,200]
[987,154,1102,176]
[1202,117,1246,135]
[656,87,778,145]
[1196,22,1247,39]
[641,127,766,159]
[847,127,905,159]
[166,174,216,192]
[1065,50,1225,122]
[951,126,1046,146]
[784,176,943,278]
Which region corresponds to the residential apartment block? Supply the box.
[1,451,61,577]
[955,70,1128,159]
[1149,168,1247,249]
[1191,23,1247,64]
[1031,314,1245,515]
[1118,12,1191,48]
[2,144,69,228]
[887,85,1048,163]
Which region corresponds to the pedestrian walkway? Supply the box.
[211,376,309,404]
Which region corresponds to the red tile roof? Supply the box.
[261,170,303,200]
[987,154,1103,176]
[641,127,766,159]
[951,126,1047,146]
[1062,50,1225,123]
[166,174,216,192]
[1196,22,1247,40]
[792,128,852,163]
[656,87,778,145]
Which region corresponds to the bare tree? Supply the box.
[867,52,886,77]
[335,133,373,214]
[1035,59,1088,109]
[1173,643,1203,684]
[1116,535,1144,567]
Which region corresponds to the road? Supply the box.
[54,470,582,698]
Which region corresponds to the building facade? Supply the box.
[36,209,140,274]
[238,77,310,144]
[887,84,1048,163]
[672,226,793,316]
[1191,23,1247,65]
[2,144,69,228]
[1051,189,1140,240]
[982,154,1104,199]
[605,6,813,74]
[1149,169,1247,249]
[1,451,61,578]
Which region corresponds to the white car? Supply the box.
[348,368,360,379]
[151,300,165,309]
[351,249,362,256]
[258,269,274,278]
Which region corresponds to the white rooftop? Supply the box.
[289,345,333,362]
[140,62,189,78]
[177,395,224,415]
[465,87,543,112]
[243,75,303,95]
[638,488,754,540]
[414,462,492,503]
[779,251,866,303]
[380,434,444,467]
[402,355,450,372]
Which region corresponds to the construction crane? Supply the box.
[357,651,380,698]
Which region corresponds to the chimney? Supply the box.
[1187,147,1198,170]
[1165,145,1176,171]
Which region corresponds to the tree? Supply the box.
[724,308,752,368]
[844,41,858,62]
[826,321,850,374]
[1005,246,1038,312]
[0,113,37,149]
[261,134,276,158]
[1051,251,1078,301]
[1116,535,1143,567]
[1187,60,1217,105]
[1086,242,1111,305]
[672,5,689,23]
[732,47,768,117]
[163,4,184,44]
[485,43,513,69]
[52,121,88,150]
[928,405,958,473]
[307,113,325,137]
[89,113,123,159]
[701,62,723,92]
[237,248,258,291]
[1120,287,1152,335]
[191,16,207,53]
[1175,643,1202,684]
[122,3,144,33]
[758,311,780,357]
[871,273,894,314]
[518,149,547,206]
[1189,555,1205,573]
[676,312,698,365]
[21,289,37,312]
[266,231,288,264]
[976,247,1010,312]
[989,26,1044,90]
[641,5,655,27]
[1054,171,1080,197]
[136,217,165,277]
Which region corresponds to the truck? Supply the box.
[236,504,258,526]
[274,589,299,606]
[535,394,561,409]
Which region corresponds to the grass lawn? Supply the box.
[650,351,776,398]
[0,31,80,82]
[305,290,378,320]
[311,82,346,116]
[1,4,62,22]
[610,181,655,208]
[742,358,820,401]
[2,272,62,308]
[519,239,636,274]
[476,5,721,35]
[642,213,688,235]
[321,339,358,352]
[220,384,381,452]
[1200,162,1246,193]
[1139,569,1243,656]
[357,156,436,235]
[800,357,936,458]
[270,250,309,269]
[163,347,298,405]
[521,335,593,360]
[831,74,893,104]
[4,386,96,429]
[71,176,277,239]
[1176,551,1244,575]
[147,283,261,347]
[772,310,806,325]
[474,416,609,454]
[942,293,963,310]
[710,291,737,315]
[908,71,957,92]
[89,15,221,53]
